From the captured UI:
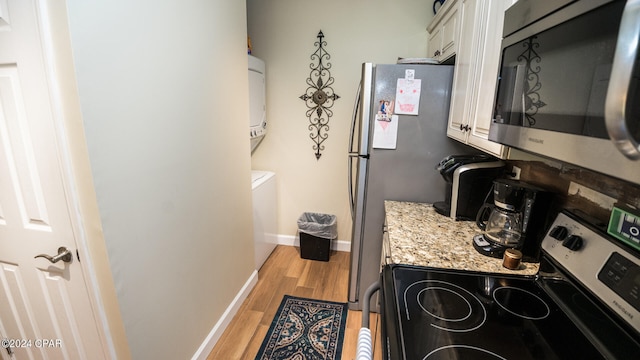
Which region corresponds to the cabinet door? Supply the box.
[446,0,479,142]
[467,0,515,158]
[440,3,460,61]
[428,27,442,59]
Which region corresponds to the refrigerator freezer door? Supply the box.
[349,64,374,216]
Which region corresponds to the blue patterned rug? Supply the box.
[255,295,348,360]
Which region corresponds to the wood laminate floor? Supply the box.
[207,245,382,360]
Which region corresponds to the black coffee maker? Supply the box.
[473,179,556,262]
[433,155,505,220]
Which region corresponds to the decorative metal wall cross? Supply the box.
[299,30,340,160]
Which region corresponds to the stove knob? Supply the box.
[549,226,568,240]
[562,235,583,251]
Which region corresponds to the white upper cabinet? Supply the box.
[427,0,460,63]
[443,0,515,158]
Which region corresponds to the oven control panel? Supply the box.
[541,211,640,332]
[598,252,640,312]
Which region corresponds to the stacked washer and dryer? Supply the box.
[248,55,277,270]
[248,55,267,154]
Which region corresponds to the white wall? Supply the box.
[248,0,435,241]
[66,1,254,358]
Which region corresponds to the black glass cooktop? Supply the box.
[382,264,607,360]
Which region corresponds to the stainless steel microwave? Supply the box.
[489,0,640,185]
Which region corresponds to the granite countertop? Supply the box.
[384,200,539,275]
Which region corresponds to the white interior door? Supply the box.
[0,0,105,358]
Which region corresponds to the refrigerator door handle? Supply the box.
[348,82,361,219]
[358,63,374,156]
[348,154,356,219]
[349,83,361,155]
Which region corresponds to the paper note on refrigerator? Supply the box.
[373,114,398,149]
[395,78,421,115]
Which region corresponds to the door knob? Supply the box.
[35,247,72,264]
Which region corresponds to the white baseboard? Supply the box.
[190,234,349,359]
[191,270,259,360]
[277,234,351,253]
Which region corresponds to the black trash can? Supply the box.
[297,212,337,261]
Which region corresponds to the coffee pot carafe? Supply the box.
[478,205,522,247]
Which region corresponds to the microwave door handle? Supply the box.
[605,0,640,160]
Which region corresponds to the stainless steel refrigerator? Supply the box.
[348,62,477,310]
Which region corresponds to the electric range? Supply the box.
[381,210,640,359]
